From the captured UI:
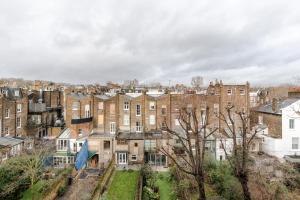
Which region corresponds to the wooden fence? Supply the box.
[91,158,115,200]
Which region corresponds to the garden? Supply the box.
[106,170,140,200]
[21,167,73,200]
[0,148,73,200]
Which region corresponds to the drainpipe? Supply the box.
[15,100,17,137]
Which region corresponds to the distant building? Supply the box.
[249,90,260,108]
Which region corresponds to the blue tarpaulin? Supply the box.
[75,139,89,170]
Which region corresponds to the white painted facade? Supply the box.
[281,101,300,157]
[257,100,300,158]
[54,128,86,167]
[215,139,233,161]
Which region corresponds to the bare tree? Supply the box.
[218,105,258,200]
[161,105,217,200]
[9,144,52,186]
[191,76,203,91]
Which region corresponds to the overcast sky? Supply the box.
[0,0,300,86]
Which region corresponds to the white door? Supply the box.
[118,153,127,165]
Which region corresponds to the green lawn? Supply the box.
[155,172,175,200]
[107,170,139,200]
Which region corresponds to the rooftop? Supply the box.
[253,98,300,115]
[68,92,91,100]
[58,128,71,139]
[0,136,24,147]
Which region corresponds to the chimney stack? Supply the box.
[272,98,278,112]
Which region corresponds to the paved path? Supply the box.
[57,169,103,200]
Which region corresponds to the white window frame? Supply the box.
[149,115,155,125]
[131,155,137,161]
[57,139,68,151]
[124,102,129,110]
[14,90,20,97]
[289,119,295,129]
[136,104,141,116]
[227,89,232,95]
[110,122,116,134]
[136,121,142,132]
[5,109,9,118]
[118,152,127,165]
[16,117,21,128]
[17,104,22,113]
[240,89,245,95]
[85,104,90,118]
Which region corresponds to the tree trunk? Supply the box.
[196,175,206,200]
[239,176,251,200]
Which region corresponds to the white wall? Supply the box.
[281,101,300,157]
[260,135,284,157]
[254,100,300,159]
[215,139,233,161]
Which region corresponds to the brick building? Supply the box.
[27,90,64,139]
[0,88,28,137]
[56,81,251,168]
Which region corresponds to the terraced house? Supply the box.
[56,81,254,169]
[27,90,64,139]
[0,87,28,137]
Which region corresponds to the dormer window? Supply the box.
[14,90,20,97]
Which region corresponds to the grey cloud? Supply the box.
[0,0,300,86]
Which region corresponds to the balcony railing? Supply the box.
[71,117,93,124]
[29,103,47,113]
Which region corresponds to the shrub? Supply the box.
[141,164,156,188]
[207,162,243,200]
[57,185,67,197]
[143,186,159,200]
